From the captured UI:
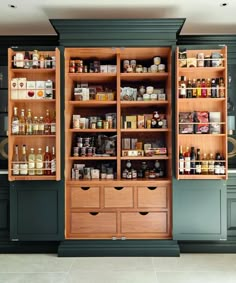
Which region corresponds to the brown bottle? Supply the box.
[44,145,52,175]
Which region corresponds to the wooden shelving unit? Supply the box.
[8,48,61,181]
[64,47,172,239]
[176,46,228,180]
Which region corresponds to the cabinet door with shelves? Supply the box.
[8,48,60,181]
[176,46,228,180]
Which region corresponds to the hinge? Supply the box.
[11,238,19,242]
[112,236,117,240]
[121,236,126,240]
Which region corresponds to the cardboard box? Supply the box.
[209,112,221,134]
[11,78,18,99]
[107,65,117,73]
[17,78,27,99]
[137,115,145,129]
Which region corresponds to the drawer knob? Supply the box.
[147,186,157,190]
[114,186,124,190]
[139,212,149,216]
[89,212,99,216]
[81,187,90,190]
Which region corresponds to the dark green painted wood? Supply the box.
[10,181,64,241]
[0,175,9,240]
[58,240,180,257]
[173,180,227,241]
[50,19,185,47]
[0,241,58,253]
[227,173,236,238]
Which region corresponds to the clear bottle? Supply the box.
[195,148,202,174]
[44,145,52,175]
[32,50,39,69]
[208,153,215,175]
[51,146,56,175]
[179,76,187,98]
[38,116,44,135]
[50,111,56,135]
[12,144,20,175]
[26,109,33,135]
[44,109,51,134]
[19,109,26,135]
[28,148,36,176]
[184,146,191,174]
[33,116,39,135]
[36,148,43,175]
[201,153,208,175]
[12,107,19,135]
[39,54,45,69]
[20,144,28,175]
[179,145,184,175]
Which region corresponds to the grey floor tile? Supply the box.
[0,273,67,283]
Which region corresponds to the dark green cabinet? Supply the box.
[10,181,64,241]
[173,180,227,241]
[0,174,9,240]
[227,172,236,239]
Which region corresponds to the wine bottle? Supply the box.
[12,144,20,175]
[20,144,28,175]
[179,145,184,175]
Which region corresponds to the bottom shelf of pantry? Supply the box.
[9,175,58,181]
[177,174,227,180]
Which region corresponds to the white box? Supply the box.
[17,78,27,99]
[100,65,108,73]
[35,81,45,89]
[26,81,36,89]
[107,65,117,73]
[11,78,18,99]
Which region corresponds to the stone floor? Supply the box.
[0,253,236,282]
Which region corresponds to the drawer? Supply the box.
[70,186,100,208]
[137,186,168,208]
[71,212,117,234]
[121,212,167,233]
[104,186,133,208]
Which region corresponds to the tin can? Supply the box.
[97,120,103,129]
[103,120,109,129]
[73,147,79,157]
[87,147,93,157]
[80,147,86,156]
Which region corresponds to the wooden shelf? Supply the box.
[69,156,117,160]
[11,68,55,73]
[121,128,169,133]
[10,134,56,138]
[178,98,225,102]
[68,129,117,133]
[120,156,169,160]
[10,99,56,103]
[178,175,227,180]
[68,101,117,107]
[178,67,225,73]
[9,175,58,181]
[67,72,116,83]
[120,101,168,107]
[120,72,168,81]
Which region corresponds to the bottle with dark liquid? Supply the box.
[190,146,196,174]
[179,145,184,175]
[195,148,202,174]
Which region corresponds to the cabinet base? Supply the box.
[0,241,58,253]
[58,239,180,257]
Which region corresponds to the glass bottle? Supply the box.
[219,77,225,98]
[32,50,39,69]
[201,153,208,175]
[196,79,201,97]
[208,153,215,175]
[36,148,43,175]
[214,152,221,175]
[45,54,52,69]
[28,148,36,176]
[186,79,192,98]
[51,146,56,175]
[33,116,39,135]
[38,116,44,135]
[211,79,217,98]
[201,78,207,97]
[12,106,19,135]
[19,109,26,135]
[220,155,225,175]
[20,144,28,175]
[206,78,211,97]
[50,111,56,135]
[24,51,30,69]
[12,144,20,175]
[179,76,187,98]
[26,109,33,135]
[184,146,190,174]
[179,145,184,175]
[215,78,220,98]
[39,53,45,69]
[190,146,196,174]
[44,145,52,175]
[195,148,202,174]
[192,78,197,98]
[44,109,51,135]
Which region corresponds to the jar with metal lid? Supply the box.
[69,60,75,73]
[97,120,103,129]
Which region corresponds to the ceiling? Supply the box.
[0,0,236,36]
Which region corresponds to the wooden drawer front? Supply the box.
[121,212,167,233]
[70,186,100,208]
[71,212,117,234]
[137,186,168,208]
[104,186,134,208]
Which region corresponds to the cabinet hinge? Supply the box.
[11,238,19,242]
[121,236,126,240]
[112,236,117,240]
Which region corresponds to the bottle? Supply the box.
[220,155,225,175]
[39,53,45,69]
[50,111,56,135]
[44,145,52,175]
[33,116,39,135]
[20,144,28,175]
[36,148,43,175]
[32,50,39,68]
[196,79,201,97]
[45,54,52,68]
[192,79,197,98]
[179,145,184,175]
[219,77,225,98]
[186,79,193,98]
[44,109,51,134]
[19,109,26,135]
[195,148,202,174]
[208,153,215,175]
[201,79,207,97]
[26,109,33,135]
[214,152,221,175]
[51,146,56,175]
[12,144,20,175]
[38,116,44,135]
[24,51,30,69]
[126,160,132,171]
[141,161,147,178]
[206,78,211,98]
[211,79,217,98]
[190,146,196,174]
[28,148,36,176]
[12,107,19,135]
[201,153,208,174]
[179,76,187,98]
[184,146,191,174]
[215,78,220,98]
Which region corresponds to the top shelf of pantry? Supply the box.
[10,68,55,74]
